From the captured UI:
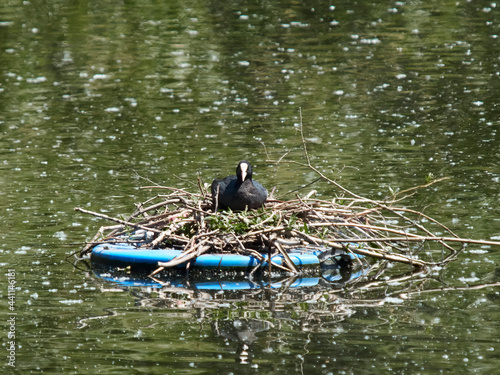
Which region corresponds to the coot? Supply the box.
[211,160,268,211]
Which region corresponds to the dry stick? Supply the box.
[307,214,422,251]
[138,213,193,230]
[264,255,293,273]
[137,194,170,207]
[270,198,301,209]
[230,233,267,264]
[242,225,287,238]
[292,195,334,248]
[106,203,146,238]
[289,227,428,267]
[170,230,220,259]
[303,206,353,215]
[297,194,368,249]
[72,229,105,258]
[332,236,459,267]
[367,204,457,254]
[137,199,184,215]
[305,167,461,255]
[172,173,199,188]
[231,232,249,253]
[160,233,190,244]
[343,243,427,268]
[273,239,299,273]
[268,157,368,201]
[236,232,292,272]
[149,266,165,277]
[299,107,310,166]
[260,233,292,273]
[334,270,431,301]
[293,229,367,268]
[320,235,500,247]
[249,210,277,230]
[198,200,206,231]
[140,185,205,199]
[150,239,212,276]
[393,177,451,200]
[75,200,191,253]
[290,229,323,247]
[242,210,453,267]
[275,238,303,246]
[270,113,450,223]
[197,175,208,198]
[286,178,322,196]
[155,244,211,270]
[194,229,220,240]
[74,207,163,234]
[213,184,220,212]
[156,202,213,218]
[363,177,449,207]
[230,233,272,276]
[389,206,461,238]
[308,221,424,239]
[77,221,147,257]
[150,230,172,248]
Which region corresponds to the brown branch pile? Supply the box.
[75,114,500,274]
[75,179,498,275]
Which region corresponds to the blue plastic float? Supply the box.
[91,243,361,271]
[92,243,319,269]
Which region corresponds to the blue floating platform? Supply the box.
[91,243,322,270]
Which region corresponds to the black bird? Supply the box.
[211,160,268,211]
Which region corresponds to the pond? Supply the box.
[1,0,500,373]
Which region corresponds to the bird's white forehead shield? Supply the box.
[240,162,249,180]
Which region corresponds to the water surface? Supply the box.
[1,1,500,374]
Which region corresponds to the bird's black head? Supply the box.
[236,160,253,182]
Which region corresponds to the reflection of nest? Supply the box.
[132,282,358,329]
[79,257,500,337]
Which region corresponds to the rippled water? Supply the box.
[1,1,500,374]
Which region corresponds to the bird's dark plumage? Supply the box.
[211,160,268,211]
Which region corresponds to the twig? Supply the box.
[272,238,299,273]
[140,185,205,198]
[299,107,310,166]
[74,207,162,233]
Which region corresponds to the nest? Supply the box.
[75,176,482,275]
[75,119,500,275]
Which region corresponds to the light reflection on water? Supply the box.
[1,0,500,373]
[64,261,499,373]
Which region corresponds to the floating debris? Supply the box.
[74,118,500,276]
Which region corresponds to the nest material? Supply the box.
[75,181,477,274]
[75,118,500,275]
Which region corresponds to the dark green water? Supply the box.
[1,1,500,373]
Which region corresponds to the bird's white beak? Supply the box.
[240,163,248,181]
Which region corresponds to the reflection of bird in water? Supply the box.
[213,318,274,364]
[211,160,268,211]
